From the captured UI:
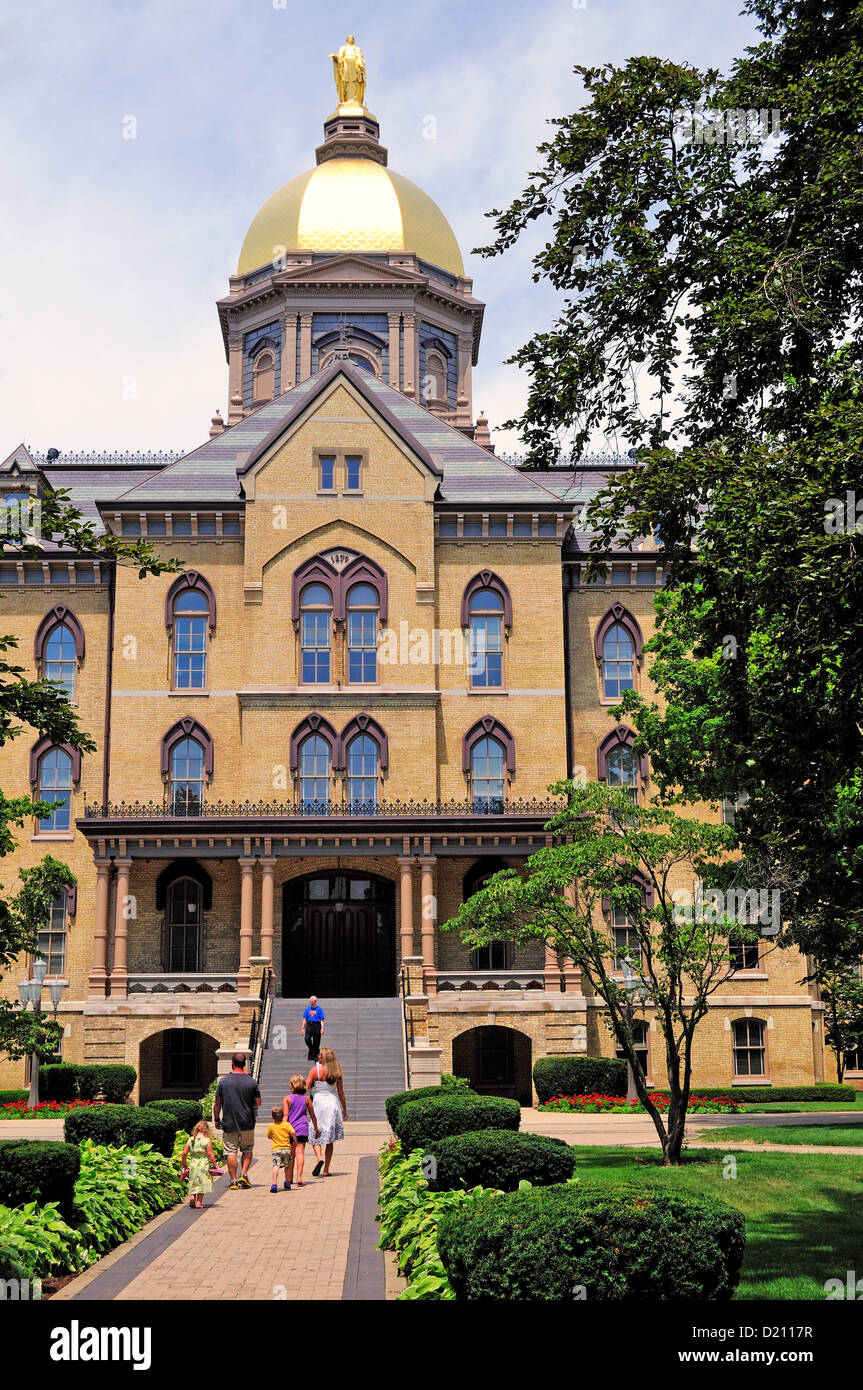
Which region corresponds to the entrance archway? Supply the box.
[452,1025,533,1105]
[282,871,396,997]
[138,1027,219,1103]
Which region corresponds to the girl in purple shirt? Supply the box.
[283,1075,318,1188]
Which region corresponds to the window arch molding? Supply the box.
[593,604,643,662]
[462,717,516,777]
[291,552,388,624]
[29,735,81,786]
[160,718,214,778]
[156,859,214,912]
[597,725,648,782]
[289,713,340,772]
[337,713,389,771]
[602,868,655,914]
[165,572,217,631]
[34,605,85,664]
[462,856,510,900]
[460,571,512,629]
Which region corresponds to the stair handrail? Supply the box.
[251,966,274,1081]
[399,964,413,1090]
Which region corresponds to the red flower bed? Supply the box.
[538,1092,742,1114]
[0,1098,106,1117]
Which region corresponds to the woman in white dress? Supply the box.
[306,1046,348,1177]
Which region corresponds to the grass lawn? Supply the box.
[704,1124,863,1147]
[573,1145,863,1299]
[739,1096,863,1114]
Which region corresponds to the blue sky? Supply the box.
[0,0,757,459]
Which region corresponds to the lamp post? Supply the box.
[18,957,65,1109]
[622,954,649,1103]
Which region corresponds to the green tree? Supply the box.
[0,856,78,1061]
[441,782,767,1166]
[818,958,863,1083]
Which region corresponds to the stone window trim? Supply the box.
[731,1015,769,1079]
[291,550,388,623]
[155,859,214,913]
[336,712,389,772]
[245,334,279,359]
[160,718,214,778]
[462,855,510,901]
[34,605,85,664]
[164,571,217,631]
[312,448,369,497]
[460,571,513,629]
[462,716,516,776]
[29,736,81,787]
[289,713,340,772]
[601,868,656,914]
[597,725,648,782]
[593,603,644,663]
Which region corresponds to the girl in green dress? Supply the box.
[181,1121,217,1209]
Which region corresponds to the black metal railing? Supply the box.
[83,795,564,821]
[399,964,414,1091]
[249,968,273,1081]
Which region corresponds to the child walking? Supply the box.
[181,1120,217,1210]
[266,1106,297,1192]
[283,1075,317,1188]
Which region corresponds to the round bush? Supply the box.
[533,1056,627,1103]
[425,1129,575,1192]
[64,1104,176,1156]
[385,1083,476,1131]
[396,1095,520,1153]
[146,1099,203,1130]
[38,1064,79,1103]
[75,1066,101,1102]
[95,1065,137,1104]
[0,1139,81,1219]
[437,1182,746,1300]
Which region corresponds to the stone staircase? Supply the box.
[257,997,407,1121]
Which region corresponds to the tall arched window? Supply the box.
[252,350,275,404]
[732,1018,766,1077]
[300,583,332,684]
[468,587,504,688]
[470,737,506,812]
[44,622,77,700]
[172,588,209,689]
[606,745,639,803]
[38,748,73,831]
[167,877,202,972]
[299,734,331,812]
[424,352,447,405]
[602,622,635,698]
[346,583,378,684]
[347,733,378,811]
[39,895,68,975]
[170,738,205,815]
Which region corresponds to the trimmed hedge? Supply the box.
[437,1182,746,1300]
[146,1099,203,1130]
[0,1090,28,1106]
[425,1129,575,1192]
[97,1065,137,1104]
[652,1084,857,1104]
[64,1104,176,1156]
[0,1139,81,1219]
[396,1095,520,1153]
[39,1064,79,1102]
[39,1063,136,1105]
[385,1083,477,1132]
[533,1056,627,1103]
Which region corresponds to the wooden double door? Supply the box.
[282,872,396,997]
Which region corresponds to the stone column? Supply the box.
[88,859,112,998]
[282,313,297,390]
[544,940,562,992]
[456,333,472,423]
[237,857,256,994]
[109,858,132,998]
[561,881,582,992]
[419,856,437,995]
[299,313,313,381]
[387,312,401,389]
[227,335,244,423]
[398,856,415,964]
[259,858,276,964]
[403,313,417,398]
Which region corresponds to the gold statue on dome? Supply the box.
[329,35,366,108]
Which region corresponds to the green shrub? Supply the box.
[533,1056,627,1103]
[38,1064,79,1102]
[74,1066,101,1101]
[651,1084,857,1104]
[199,1078,218,1120]
[396,1095,520,1153]
[426,1129,575,1192]
[437,1182,746,1300]
[73,1140,184,1255]
[385,1083,477,1131]
[64,1104,176,1156]
[146,1098,203,1130]
[0,1139,81,1219]
[0,1202,86,1281]
[94,1064,137,1104]
[0,1089,28,1106]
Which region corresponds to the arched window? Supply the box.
[732,1018,766,1077]
[252,350,275,404]
[346,733,378,811]
[172,588,209,689]
[423,352,447,405]
[300,583,332,683]
[463,859,510,970]
[470,737,506,813]
[38,895,68,976]
[468,587,504,688]
[606,745,639,803]
[37,748,73,831]
[167,877,202,972]
[299,733,331,813]
[602,622,635,698]
[346,582,378,684]
[611,903,642,970]
[44,622,77,699]
[170,738,205,816]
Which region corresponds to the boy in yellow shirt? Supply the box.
[266,1106,297,1192]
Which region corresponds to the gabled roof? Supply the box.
[0,443,40,475]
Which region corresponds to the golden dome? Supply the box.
[238,157,464,278]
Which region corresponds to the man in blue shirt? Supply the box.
[301,995,325,1062]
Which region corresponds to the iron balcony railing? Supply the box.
[82,795,565,821]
